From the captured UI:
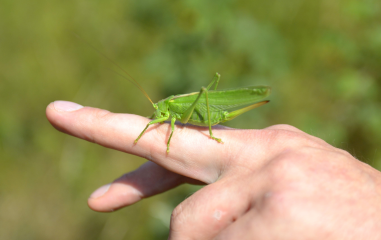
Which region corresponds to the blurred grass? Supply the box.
[0,0,381,239]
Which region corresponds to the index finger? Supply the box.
[46,101,236,183]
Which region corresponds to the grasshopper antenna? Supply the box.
[72,32,154,105]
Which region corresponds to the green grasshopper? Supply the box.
[133,73,271,153]
[76,35,271,153]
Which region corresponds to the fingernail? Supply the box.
[53,101,84,112]
[89,184,111,199]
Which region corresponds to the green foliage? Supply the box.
[0,0,380,239]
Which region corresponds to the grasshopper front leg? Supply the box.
[166,117,177,153]
[134,115,169,144]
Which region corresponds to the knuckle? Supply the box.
[267,151,307,179]
[81,108,113,143]
[93,108,112,122]
[260,128,305,148]
[170,202,188,230]
[265,124,302,133]
[333,147,355,159]
[260,127,334,154]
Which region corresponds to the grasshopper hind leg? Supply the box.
[179,73,224,146]
[204,88,223,144]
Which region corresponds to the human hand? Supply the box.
[46,101,381,240]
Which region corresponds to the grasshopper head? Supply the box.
[154,99,170,118]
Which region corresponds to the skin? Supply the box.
[46,101,381,240]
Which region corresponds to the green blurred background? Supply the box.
[1,0,381,239]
